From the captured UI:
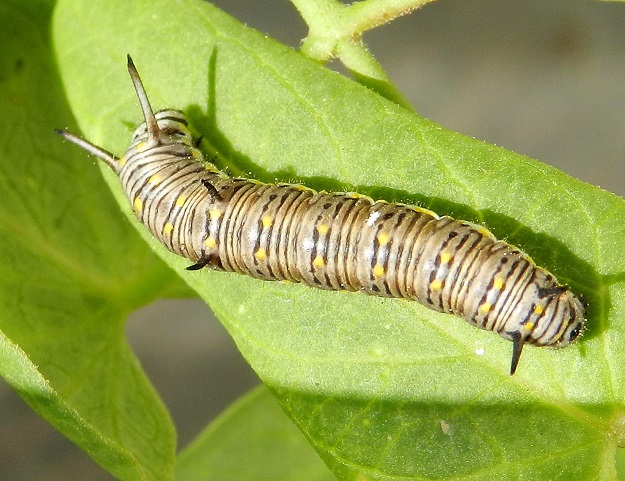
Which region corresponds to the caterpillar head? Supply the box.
[129,110,194,150]
[56,55,192,174]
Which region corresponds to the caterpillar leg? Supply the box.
[186,252,225,271]
[201,179,223,201]
[186,257,211,271]
[537,286,568,298]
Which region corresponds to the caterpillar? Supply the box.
[57,55,585,375]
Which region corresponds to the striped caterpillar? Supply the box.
[57,55,585,374]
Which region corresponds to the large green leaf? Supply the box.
[27,0,625,479]
[0,0,182,479]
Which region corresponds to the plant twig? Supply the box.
[291,0,436,109]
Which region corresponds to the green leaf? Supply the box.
[51,0,625,479]
[0,0,183,479]
[176,386,335,481]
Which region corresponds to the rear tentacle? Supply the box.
[509,331,526,375]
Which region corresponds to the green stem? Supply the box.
[294,0,436,60]
[341,0,437,36]
[292,0,435,109]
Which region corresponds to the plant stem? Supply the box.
[292,0,434,109]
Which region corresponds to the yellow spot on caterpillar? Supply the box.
[347,192,368,199]
[524,322,535,332]
[479,302,492,314]
[163,223,174,235]
[175,196,187,208]
[477,227,491,237]
[377,232,390,246]
[493,278,505,290]
[440,251,452,264]
[316,224,329,235]
[261,215,273,228]
[118,156,127,167]
[204,237,216,249]
[209,209,222,220]
[133,196,143,212]
[534,305,544,315]
[312,256,325,268]
[255,248,267,261]
[430,279,442,291]
[372,264,385,277]
[148,174,161,185]
[412,206,438,219]
[136,141,148,152]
